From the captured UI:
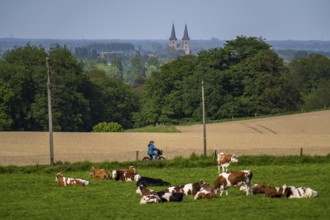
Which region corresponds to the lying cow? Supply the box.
[89,167,111,180]
[136,176,171,187]
[137,185,184,204]
[183,180,207,195]
[140,194,162,204]
[112,166,138,181]
[55,173,89,186]
[217,152,238,174]
[136,184,155,196]
[194,183,217,200]
[286,186,318,199]
[214,170,253,196]
[240,183,266,194]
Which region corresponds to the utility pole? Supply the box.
[202,80,206,158]
[46,56,54,165]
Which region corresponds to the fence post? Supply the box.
[214,150,217,160]
[300,148,303,156]
[136,151,139,161]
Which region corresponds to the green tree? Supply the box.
[0,44,47,130]
[0,79,14,130]
[85,67,139,129]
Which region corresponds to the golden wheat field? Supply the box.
[1,110,330,166]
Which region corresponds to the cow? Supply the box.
[140,194,162,204]
[89,167,111,180]
[112,166,138,181]
[240,183,266,194]
[137,185,184,204]
[286,186,318,199]
[165,185,185,193]
[136,176,171,187]
[194,183,217,200]
[259,184,292,198]
[136,184,155,196]
[214,170,253,196]
[159,192,184,202]
[55,173,89,186]
[217,152,238,174]
[183,180,207,195]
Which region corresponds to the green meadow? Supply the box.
[0,155,329,220]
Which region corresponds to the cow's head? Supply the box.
[111,170,117,179]
[231,154,238,163]
[134,174,142,181]
[89,167,96,176]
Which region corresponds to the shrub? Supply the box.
[92,122,124,132]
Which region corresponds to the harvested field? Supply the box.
[1,110,330,166]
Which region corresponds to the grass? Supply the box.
[0,156,329,220]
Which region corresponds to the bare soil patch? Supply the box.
[1,110,330,166]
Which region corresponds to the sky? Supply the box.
[0,0,329,41]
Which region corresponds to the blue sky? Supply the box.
[0,0,329,40]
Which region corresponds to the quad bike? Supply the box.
[142,149,166,161]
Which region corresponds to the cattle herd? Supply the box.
[55,152,318,204]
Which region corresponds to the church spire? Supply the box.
[182,24,190,40]
[169,23,177,40]
[169,23,177,49]
[182,24,190,55]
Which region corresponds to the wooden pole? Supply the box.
[202,80,206,158]
[46,57,54,165]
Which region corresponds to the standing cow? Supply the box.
[217,152,238,174]
[214,170,253,196]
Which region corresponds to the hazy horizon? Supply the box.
[1,0,329,41]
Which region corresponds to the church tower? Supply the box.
[182,24,190,55]
[169,23,177,49]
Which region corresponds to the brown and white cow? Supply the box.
[261,184,291,198]
[112,166,138,181]
[183,180,206,195]
[137,185,184,204]
[165,185,185,194]
[240,183,266,194]
[55,173,89,186]
[194,183,217,200]
[214,170,253,196]
[136,184,155,196]
[217,152,238,174]
[89,167,111,180]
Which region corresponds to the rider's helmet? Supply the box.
[149,140,154,144]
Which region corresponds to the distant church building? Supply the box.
[169,23,191,55]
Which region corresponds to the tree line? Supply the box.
[0,36,329,131]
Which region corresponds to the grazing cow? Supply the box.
[136,176,171,187]
[194,183,217,200]
[183,180,206,195]
[55,173,89,186]
[217,152,238,174]
[214,170,253,196]
[89,167,111,180]
[112,166,138,181]
[286,186,318,199]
